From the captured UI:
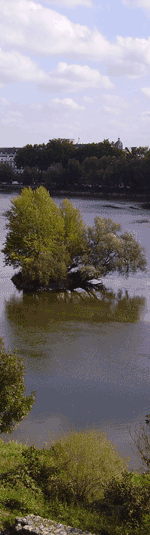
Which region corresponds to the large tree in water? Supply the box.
[2,186,147,292]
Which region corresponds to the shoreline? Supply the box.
[0,184,150,203]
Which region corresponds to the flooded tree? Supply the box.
[2,186,147,293]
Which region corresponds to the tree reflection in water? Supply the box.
[4,285,145,328]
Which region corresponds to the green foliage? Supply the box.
[1,429,127,505]
[21,166,42,185]
[0,163,15,183]
[0,338,35,435]
[15,139,76,171]
[2,187,147,291]
[59,198,87,267]
[129,419,150,473]
[14,144,40,169]
[84,216,147,279]
[0,430,150,535]
[65,159,82,188]
[0,428,128,528]
[118,231,147,275]
[102,470,150,529]
[2,186,67,285]
[82,156,99,174]
[43,164,64,188]
[46,428,128,506]
[44,139,76,169]
[13,138,150,194]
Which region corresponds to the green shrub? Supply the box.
[44,428,129,506]
[11,428,129,507]
[102,470,150,529]
[1,434,150,534]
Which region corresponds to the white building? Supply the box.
[66,139,75,145]
[0,148,23,173]
[114,137,123,150]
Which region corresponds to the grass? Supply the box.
[0,427,150,535]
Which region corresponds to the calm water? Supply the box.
[1,193,150,473]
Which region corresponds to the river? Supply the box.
[0,192,150,474]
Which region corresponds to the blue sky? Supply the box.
[0,0,150,148]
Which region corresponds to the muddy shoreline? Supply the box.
[0,184,150,205]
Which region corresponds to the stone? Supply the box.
[0,516,97,535]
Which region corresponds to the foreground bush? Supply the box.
[8,428,127,508]
[0,429,150,534]
[0,338,35,435]
[102,470,150,529]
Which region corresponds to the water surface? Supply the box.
[1,194,150,473]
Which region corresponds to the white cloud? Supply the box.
[0,0,92,55]
[45,0,93,6]
[83,96,94,102]
[51,97,85,110]
[30,102,43,110]
[141,87,150,99]
[106,36,149,78]
[0,98,83,140]
[1,0,150,79]
[122,0,150,15]
[141,110,150,121]
[0,50,113,91]
[0,97,11,106]
[0,49,51,84]
[108,118,132,131]
[102,105,121,115]
[49,62,113,91]
[102,94,129,107]
[98,94,129,115]
[2,110,23,125]
[1,0,150,148]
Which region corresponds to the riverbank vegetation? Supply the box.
[0,427,150,535]
[1,138,150,196]
[0,338,35,436]
[1,139,150,197]
[13,139,150,195]
[2,186,147,293]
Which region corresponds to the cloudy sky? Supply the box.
[0,0,150,148]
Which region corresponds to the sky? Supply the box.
[1,0,150,148]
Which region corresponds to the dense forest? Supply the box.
[1,138,150,193]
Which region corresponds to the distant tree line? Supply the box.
[0,138,150,193]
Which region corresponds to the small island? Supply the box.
[2,185,147,294]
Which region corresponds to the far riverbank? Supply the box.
[0,184,150,204]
